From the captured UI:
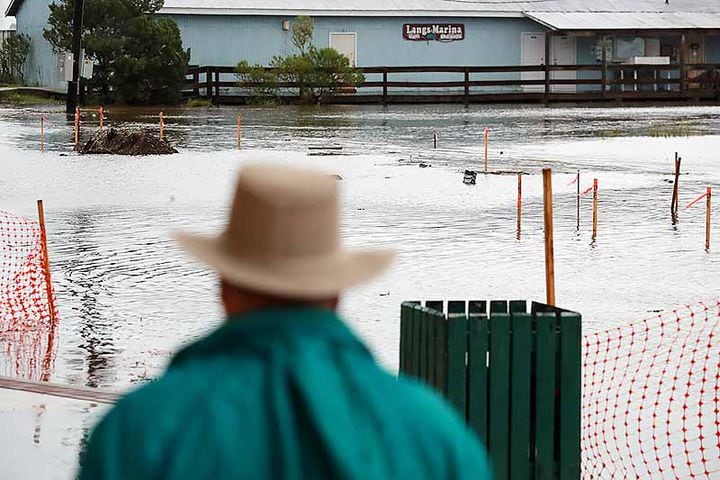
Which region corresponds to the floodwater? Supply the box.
[2,103,720,477]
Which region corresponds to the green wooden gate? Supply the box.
[399,300,581,480]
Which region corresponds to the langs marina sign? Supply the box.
[403,24,465,42]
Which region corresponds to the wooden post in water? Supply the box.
[433,130,438,149]
[592,179,598,240]
[706,187,712,251]
[484,127,489,174]
[159,111,165,140]
[237,113,242,149]
[671,153,681,217]
[74,107,80,149]
[40,114,45,152]
[517,173,522,237]
[98,106,104,130]
[542,169,556,306]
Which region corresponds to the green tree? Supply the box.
[0,34,31,84]
[235,16,364,104]
[43,0,189,104]
[290,15,313,55]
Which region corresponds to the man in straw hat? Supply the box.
[78,163,491,479]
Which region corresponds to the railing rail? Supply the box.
[185,63,720,105]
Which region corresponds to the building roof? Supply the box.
[5,0,720,22]
[526,11,720,31]
[156,0,720,17]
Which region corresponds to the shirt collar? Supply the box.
[170,306,369,366]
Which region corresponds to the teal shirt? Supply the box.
[78,307,492,479]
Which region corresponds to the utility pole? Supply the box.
[66,0,85,114]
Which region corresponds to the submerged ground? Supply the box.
[1,103,719,478]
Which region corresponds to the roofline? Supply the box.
[523,12,558,30]
[4,0,20,17]
[157,8,525,17]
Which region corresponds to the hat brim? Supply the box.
[173,232,395,299]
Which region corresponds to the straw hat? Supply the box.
[173,163,394,299]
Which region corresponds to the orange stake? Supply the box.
[517,173,522,236]
[74,107,80,149]
[706,187,712,251]
[592,179,598,240]
[159,111,165,140]
[484,127,489,174]
[98,106,104,130]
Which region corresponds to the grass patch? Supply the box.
[0,91,63,106]
[185,98,213,108]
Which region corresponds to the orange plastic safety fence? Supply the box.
[0,210,58,381]
[583,301,720,479]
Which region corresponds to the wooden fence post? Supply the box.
[206,67,212,100]
[382,68,388,106]
[543,169,556,306]
[671,153,681,218]
[484,128,489,174]
[464,67,470,107]
[592,178,598,240]
[517,173,522,237]
[706,187,712,251]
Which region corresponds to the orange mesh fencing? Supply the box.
[583,301,720,479]
[0,209,58,381]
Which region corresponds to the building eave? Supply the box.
[4,0,21,17]
[157,8,525,18]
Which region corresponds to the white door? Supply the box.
[330,33,357,67]
[521,33,545,92]
[551,35,577,93]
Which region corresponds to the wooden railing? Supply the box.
[186,63,720,104]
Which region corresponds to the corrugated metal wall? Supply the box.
[170,15,545,68]
[15,0,62,87]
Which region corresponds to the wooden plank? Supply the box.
[534,312,557,480]
[509,300,527,314]
[448,301,466,314]
[409,305,420,378]
[447,313,468,419]
[0,376,118,404]
[509,312,533,480]
[490,300,508,314]
[469,300,487,315]
[435,310,448,394]
[426,308,436,388]
[418,307,428,384]
[468,313,489,442]
[488,312,511,480]
[559,312,582,480]
[399,303,409,373]
[425,300,444,312]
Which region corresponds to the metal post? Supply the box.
[706,187,712,251]
[601,35,607,98]
[680,33,687,94]
[65,0,85,114]
[544,32,551,101]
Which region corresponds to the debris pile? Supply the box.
[81,128,177,155]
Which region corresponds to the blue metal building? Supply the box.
[5,0,720,95]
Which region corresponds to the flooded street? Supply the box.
[2,103,720,477]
